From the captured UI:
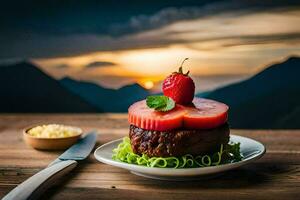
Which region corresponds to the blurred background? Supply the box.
[0,0,299,129]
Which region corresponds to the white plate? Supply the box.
[94,135,266,181]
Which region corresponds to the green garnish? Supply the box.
[146,95,175,112]
[112,137,243,168]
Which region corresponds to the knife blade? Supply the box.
[48,132,97,167]
[3,131,97,200]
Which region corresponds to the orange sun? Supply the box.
[143,80,154,90]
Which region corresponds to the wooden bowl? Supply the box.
[23,125,82,150]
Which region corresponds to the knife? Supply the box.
[3,132,97,200]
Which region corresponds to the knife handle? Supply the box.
[2,160,77,200]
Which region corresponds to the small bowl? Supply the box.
[23,125,82,150]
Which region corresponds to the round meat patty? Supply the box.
[129,123,230,157]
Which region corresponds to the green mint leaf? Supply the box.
[146,95,168,109]
[146,95,175,112]
[157,97,175,111]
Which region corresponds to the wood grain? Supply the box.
[0,114,299,200]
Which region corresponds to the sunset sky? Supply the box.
[1,0,300,91]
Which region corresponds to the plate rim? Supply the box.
[94,135,266,176]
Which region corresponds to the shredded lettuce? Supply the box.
[112,137,242,168]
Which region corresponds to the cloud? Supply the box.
[0,1,299,60]
[85,61,116,68]
[54,64,69,69]
[105,1,300,36]
[220,33,300,47]
[109,7,207,36]
[2,0,298,36]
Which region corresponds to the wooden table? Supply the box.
[0,114,299,200]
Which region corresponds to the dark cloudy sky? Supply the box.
[1,0,300,90]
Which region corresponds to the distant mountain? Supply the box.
[60,77,149,112]
[201,57,300,129]
[0,62,99,112]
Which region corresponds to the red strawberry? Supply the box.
[162,58,195,105]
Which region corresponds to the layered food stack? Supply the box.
[112,58,240,168]
[128,59,229,158]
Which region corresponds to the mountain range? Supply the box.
[0,62,149,112]
[0,57,299,128]
[201,56,300,129]
[0,62,98,112]
[59,77,148,112]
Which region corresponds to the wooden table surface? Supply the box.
[0,114,299,200]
